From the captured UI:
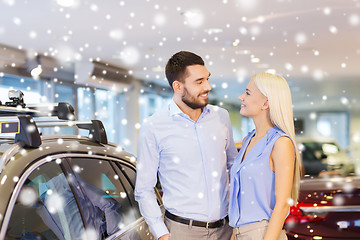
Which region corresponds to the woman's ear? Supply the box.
[172,80,182,94]
[262,99,269,110]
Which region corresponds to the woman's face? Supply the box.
[238,79,268,118]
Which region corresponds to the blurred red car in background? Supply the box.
[285,175,360,240]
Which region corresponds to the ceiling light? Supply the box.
[250,57,260,63]
[204,28,223,34]
[266,69,276,74]
[232,39,240,46]
[56,0,75,7]
[29,55,43,78]
[235,50,250,55]
[31,65,42,77]
[181,9,204,28]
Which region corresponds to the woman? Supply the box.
[229,72,302,240]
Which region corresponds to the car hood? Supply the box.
[299,176,360,205]
[325,151,352,165]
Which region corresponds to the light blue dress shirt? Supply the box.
[229,126,293,228]
[135,100,238,239]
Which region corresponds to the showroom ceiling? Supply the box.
[0,0,359,109]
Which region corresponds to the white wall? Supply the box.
[294,109,360,173]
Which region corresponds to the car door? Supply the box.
[3,153,156,240]
[64,155,154,240]
[4,160,86,240]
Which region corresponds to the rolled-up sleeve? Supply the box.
[134,120,169,239]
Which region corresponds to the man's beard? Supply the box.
[182,87,209,109]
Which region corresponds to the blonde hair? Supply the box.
[252,72,302,203]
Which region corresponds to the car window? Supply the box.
[67,158,139,235]
[119,163,136,187]
[114,162,142,218]
[5,161,85,240]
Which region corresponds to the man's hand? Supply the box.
[230,233,235,240]
[158,233,170,240]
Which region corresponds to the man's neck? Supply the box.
[173,96,203,122]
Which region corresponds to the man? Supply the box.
[135,51,237,240]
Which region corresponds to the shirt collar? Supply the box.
[169,99,210,117]
[169,99,183,116]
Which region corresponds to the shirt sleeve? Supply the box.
[134,120,169,239]
[224,111,238,171]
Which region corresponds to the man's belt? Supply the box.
[165,210,228,229]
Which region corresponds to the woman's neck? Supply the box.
[252,114,274,139]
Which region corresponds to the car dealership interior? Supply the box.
[1,1,360,239]
[0,0,359,174]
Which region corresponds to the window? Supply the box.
[0,74,43,104]
[316,112,349,148]
[55,84,75,107]
[54,84,76,135]
[114,162,142,218]
[77,87,95,137]
[139,93,171,124]
[67,157,139,233]
[6,161,85,240]
[95,89,116,143]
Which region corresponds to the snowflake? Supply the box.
[45,193,64,214]
[81,228,98,240]
[19,186,37,206]
[183,9,204,28]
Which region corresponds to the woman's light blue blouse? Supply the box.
[229,126,291,227]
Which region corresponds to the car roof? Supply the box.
[0,135,135,175]
[0,92,135,174]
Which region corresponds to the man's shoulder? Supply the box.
[143,106,169,125]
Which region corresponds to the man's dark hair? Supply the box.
[165,51,205,89]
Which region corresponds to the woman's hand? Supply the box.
[158,233,170,240]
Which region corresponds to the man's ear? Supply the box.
[172,80,182,94]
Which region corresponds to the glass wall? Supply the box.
[55,84,76,135]
[77,87,95,121]
[316,112,349,149]
[0,74,43,104]
[95,89,117,143]
[139,93,171,124]
[0,73,131,147]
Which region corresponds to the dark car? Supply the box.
[0,91,160,240]
[285,175,360,240]
[297,137,355,176]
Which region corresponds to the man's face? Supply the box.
[180,65,212,109]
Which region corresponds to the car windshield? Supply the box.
[302,142,340,156]
[299,140,356,177]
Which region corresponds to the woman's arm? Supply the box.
[264,136,295,240]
